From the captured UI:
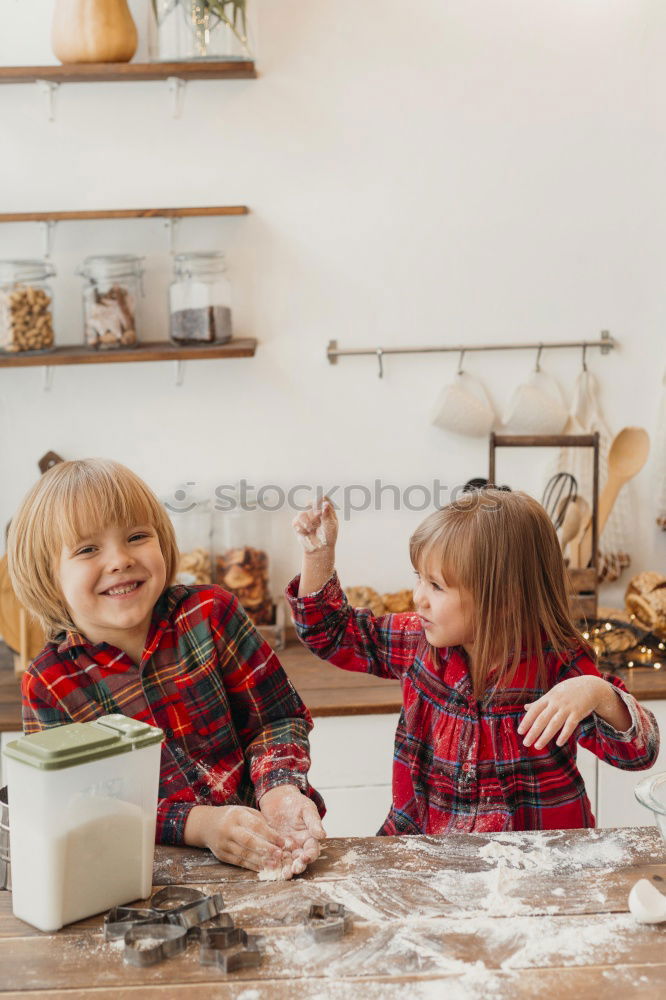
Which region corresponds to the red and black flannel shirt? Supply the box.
[286,572,659,835]
[22,584,324,845]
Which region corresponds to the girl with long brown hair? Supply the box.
[287,489,659,834]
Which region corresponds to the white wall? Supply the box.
[0,0,664,605]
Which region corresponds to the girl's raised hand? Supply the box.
[518,675,608,750]
[292,496,338,553]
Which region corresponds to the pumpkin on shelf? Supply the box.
[51,0,138,65]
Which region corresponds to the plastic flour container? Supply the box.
[3,714,163,931]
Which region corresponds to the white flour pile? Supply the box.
[258,867,288,882]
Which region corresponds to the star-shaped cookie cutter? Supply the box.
[304,902,353,941]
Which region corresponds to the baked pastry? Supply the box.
[382,589,414,613]
[625,571,666,634]
[345,586,386,616]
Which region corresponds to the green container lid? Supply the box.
[2,714,164,771]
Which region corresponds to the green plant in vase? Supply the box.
[151,0,250,60]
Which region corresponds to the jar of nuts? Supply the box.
[213,488,275,628]
[77,255,144,350]
[0,259,56,353]
[169,252,232,346]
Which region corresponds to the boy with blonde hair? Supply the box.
[8,458,325,877]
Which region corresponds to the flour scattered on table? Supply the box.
[478,830,630,871]
[501,912,633,969]
[481,864,535,916]
[258,867,288,882]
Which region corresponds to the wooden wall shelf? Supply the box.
[0,61,256,85]
[0,339,257,368]
[0,206,248,224]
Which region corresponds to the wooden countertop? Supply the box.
[0,640,402,732]
[1,828,665,996]
[3,636,666,732]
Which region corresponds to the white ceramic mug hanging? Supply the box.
[430,351,496,437]
[503,348,568,435]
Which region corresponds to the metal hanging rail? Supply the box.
[327,330,615,378]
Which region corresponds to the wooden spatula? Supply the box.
[575,427,650,569]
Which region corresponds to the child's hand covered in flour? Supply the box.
[292,495,338,553]
[259,785,326,877]
[293,497,339,598]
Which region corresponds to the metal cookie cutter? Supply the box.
[187,911,235,942]
[104,906,163,942]
[199,927,263,973]
[304,902,353,942]
[166,893,226,932]
[123,923,188,967]
[151,885,207,911]
[199,924,246,962]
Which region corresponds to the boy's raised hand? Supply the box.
[292,496,338,553]
[259,784,326,876]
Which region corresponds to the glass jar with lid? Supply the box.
[164,488,213,587]
[151,1,253,62]
[169,252,232,345]
[0,259,55,353]
[77,255,144,350]
[213,486,275,628]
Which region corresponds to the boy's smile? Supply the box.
[58,523,167,662]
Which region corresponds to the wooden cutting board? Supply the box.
[0,555,45,667]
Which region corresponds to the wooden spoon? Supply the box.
[576,427,650,568]
[565,496,590,567]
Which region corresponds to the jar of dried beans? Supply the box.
[213,488,274,628]
[169,252,232,346]
[77,255,143,350]
[0,259,56,353]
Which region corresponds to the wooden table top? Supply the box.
[1,827,665,998]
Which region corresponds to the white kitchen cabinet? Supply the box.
[308,714,601,836]
[308,714,397,837]
[596,699,666,829]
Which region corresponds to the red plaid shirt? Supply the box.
[22,585,324,845]
[286,573,659,834]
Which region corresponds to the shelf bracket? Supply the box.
[166,76,186,119]
[165,217,180,255]
[42,366,54,392]
[174,359,185,386]
[36,79,59,122]
[42,220,56,258]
